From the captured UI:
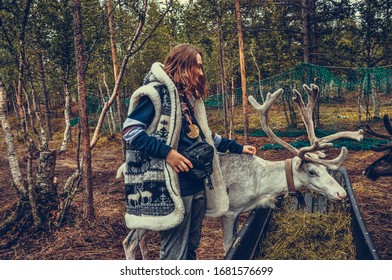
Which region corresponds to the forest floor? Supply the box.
[0,105,391,260]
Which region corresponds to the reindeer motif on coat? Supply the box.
[363,114,392,180]
[127,192,141,207]
[120,84,363,259]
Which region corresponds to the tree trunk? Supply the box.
[23,87,35,135]
[27,68,47,143]
[106,0,126,159]
[235,0,249,144]
[364,74,371,121]
[27,140,41,227]
[106,0,122,124]
[310,0,317,65]
[250,47,264,103]
[103,74,116,136]
[38,52,52,139]
[301,0,310,64]
[357,88,363,126]
[60,75,72,151]
[35,149,58,228]
[16,0,33,138]
[372,88,380,119]
[0,77,27,197]
[98,77,113,135]
[72,0,94,220]
[229,76,235,140]
[285,93,297,128]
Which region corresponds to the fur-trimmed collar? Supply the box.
[143,63,178,95]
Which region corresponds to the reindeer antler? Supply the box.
[293,84,364,144]
[292,84,318,145]
[249,84,363,170]
[248,89,299,155]
[364,115,392,141]
[364,114,392,152]
[384,114,392,135]
[293,84,363,169]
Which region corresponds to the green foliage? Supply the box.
[0,0,392,133]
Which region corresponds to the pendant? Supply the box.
[187,124,200,139]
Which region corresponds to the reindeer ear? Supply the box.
[295,158,306,170]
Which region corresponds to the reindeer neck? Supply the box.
[260,159,295,196]
[237,159,294,210]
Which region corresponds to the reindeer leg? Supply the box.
[221,213,238,254]
[139,231,150,260]
[122,229,138,260]
[233,216,239,240]
[122,229,147,260]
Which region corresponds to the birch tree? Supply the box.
[16,0,33,138]
[0,78,26,197]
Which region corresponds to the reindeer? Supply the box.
[220,84,363,252]
[127,192,141,207]
[139,190,153,204]
[363,114,392,180]
[119,84,363,258]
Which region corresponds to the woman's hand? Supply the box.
[242,145,256,155]
[166,149,193,173]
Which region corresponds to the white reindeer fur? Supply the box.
[116,162,125,179]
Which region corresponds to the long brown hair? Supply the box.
[163,43,206,98]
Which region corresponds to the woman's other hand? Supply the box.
[242,145,256,155]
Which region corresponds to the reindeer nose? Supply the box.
[337,190,347,200]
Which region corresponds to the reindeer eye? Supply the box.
[308,170,317,176]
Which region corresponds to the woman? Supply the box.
[122,43,256,259]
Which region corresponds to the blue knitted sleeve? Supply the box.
[132,131,172,159]
[123,96,172,159]
[213,132,244,154]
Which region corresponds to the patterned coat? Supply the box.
[123,62,229,231]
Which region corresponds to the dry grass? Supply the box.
[255,197,355,260]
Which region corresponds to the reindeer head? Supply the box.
[249,84,364,201]
[363,114,392,180]
[290,155,346,201]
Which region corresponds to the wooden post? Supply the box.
[235,0,248,143]
[217,10,228,137]
[229,76,235,139]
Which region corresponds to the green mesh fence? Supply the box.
[205,63,392,151]
[206,63,392,137]
[205,63,392,108]
[85,95,122,132]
